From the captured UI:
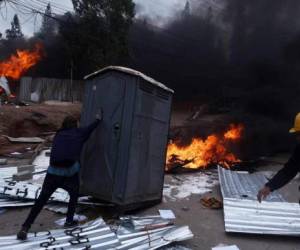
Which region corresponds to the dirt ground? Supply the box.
[0,102,81,156]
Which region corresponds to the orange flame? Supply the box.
[166,124,244,170]
[224,124,244,140]
[0,43,43,80]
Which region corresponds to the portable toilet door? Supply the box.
[80,71,127,202]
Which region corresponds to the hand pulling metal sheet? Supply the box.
[218,166,300,236]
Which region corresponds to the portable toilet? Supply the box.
[80,66,174,209]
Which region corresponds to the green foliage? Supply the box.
[38,3,56,38]
[59,0,135,78]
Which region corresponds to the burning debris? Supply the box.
[0,43,43,80]
[0,43,43,104]
[166,124,244,171]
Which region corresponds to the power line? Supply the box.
[0,0,9,21]
[32,0,73,15]
[8,0,221,56]
[37,0,73,12]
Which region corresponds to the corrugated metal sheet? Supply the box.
[0,167,18,179]
[19,77,32,101]
[19,77,84,103]
[0,218,120,249]
[0,198,34,208]
[0,216,193,249]
[218,166,284,202]
[0,179,107,206]
[218,166,300,235]
[0,179,69,202]
[44,203,68,214]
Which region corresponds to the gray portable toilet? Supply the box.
[80,66,174,209]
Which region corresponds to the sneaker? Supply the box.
[17,227,29,241]
[64,220,79,228]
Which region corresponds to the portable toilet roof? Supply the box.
[84,66,174,93]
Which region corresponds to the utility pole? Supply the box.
[70,58,74,103]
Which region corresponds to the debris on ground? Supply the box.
[0,76,11,96]
[0,179,70,202]
[0,159,7,165]
[0,198,34,208]
[159,209,176,219]
[32,149,50,174]
[2,136,45,144]
[0,166,18,179]
[212,245,240,250]
[0,218,117,249]
[200,197,223,209]
[162,246,193,250]
[12,169,33,181]
[44,203,68,214]
[0,216,193,249]
[44,203,86,215]
[54,214,87,226]
[115,215,193,249]
[163,172,219,201]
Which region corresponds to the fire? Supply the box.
[166,124,244,170]
[0,43,43,80]
[224,124,243,140]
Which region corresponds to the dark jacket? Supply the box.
[266,144,300,191]
[50,120,99,168]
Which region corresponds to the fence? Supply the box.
[19,77,84,103]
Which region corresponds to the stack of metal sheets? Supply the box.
[0,198,34,208]
[0,216,193,249]
[0,218,119,249]
[115,215,193,249]
[0,179,69,202]
[218,166,300,235]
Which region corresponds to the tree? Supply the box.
[182,1,190,18]
[39,3,56,38]
[59,0,135,78]
[6,14,23,39]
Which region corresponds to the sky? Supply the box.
[0,0,186,36]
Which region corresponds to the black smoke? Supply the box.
[126,0,300,157]
[127,1,300,108]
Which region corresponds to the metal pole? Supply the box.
[70,58,74,103]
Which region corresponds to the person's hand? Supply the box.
[257,186,271,203]
[95,113,102,120]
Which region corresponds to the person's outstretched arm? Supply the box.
[257,146,300,202]
[265,147,300,191]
